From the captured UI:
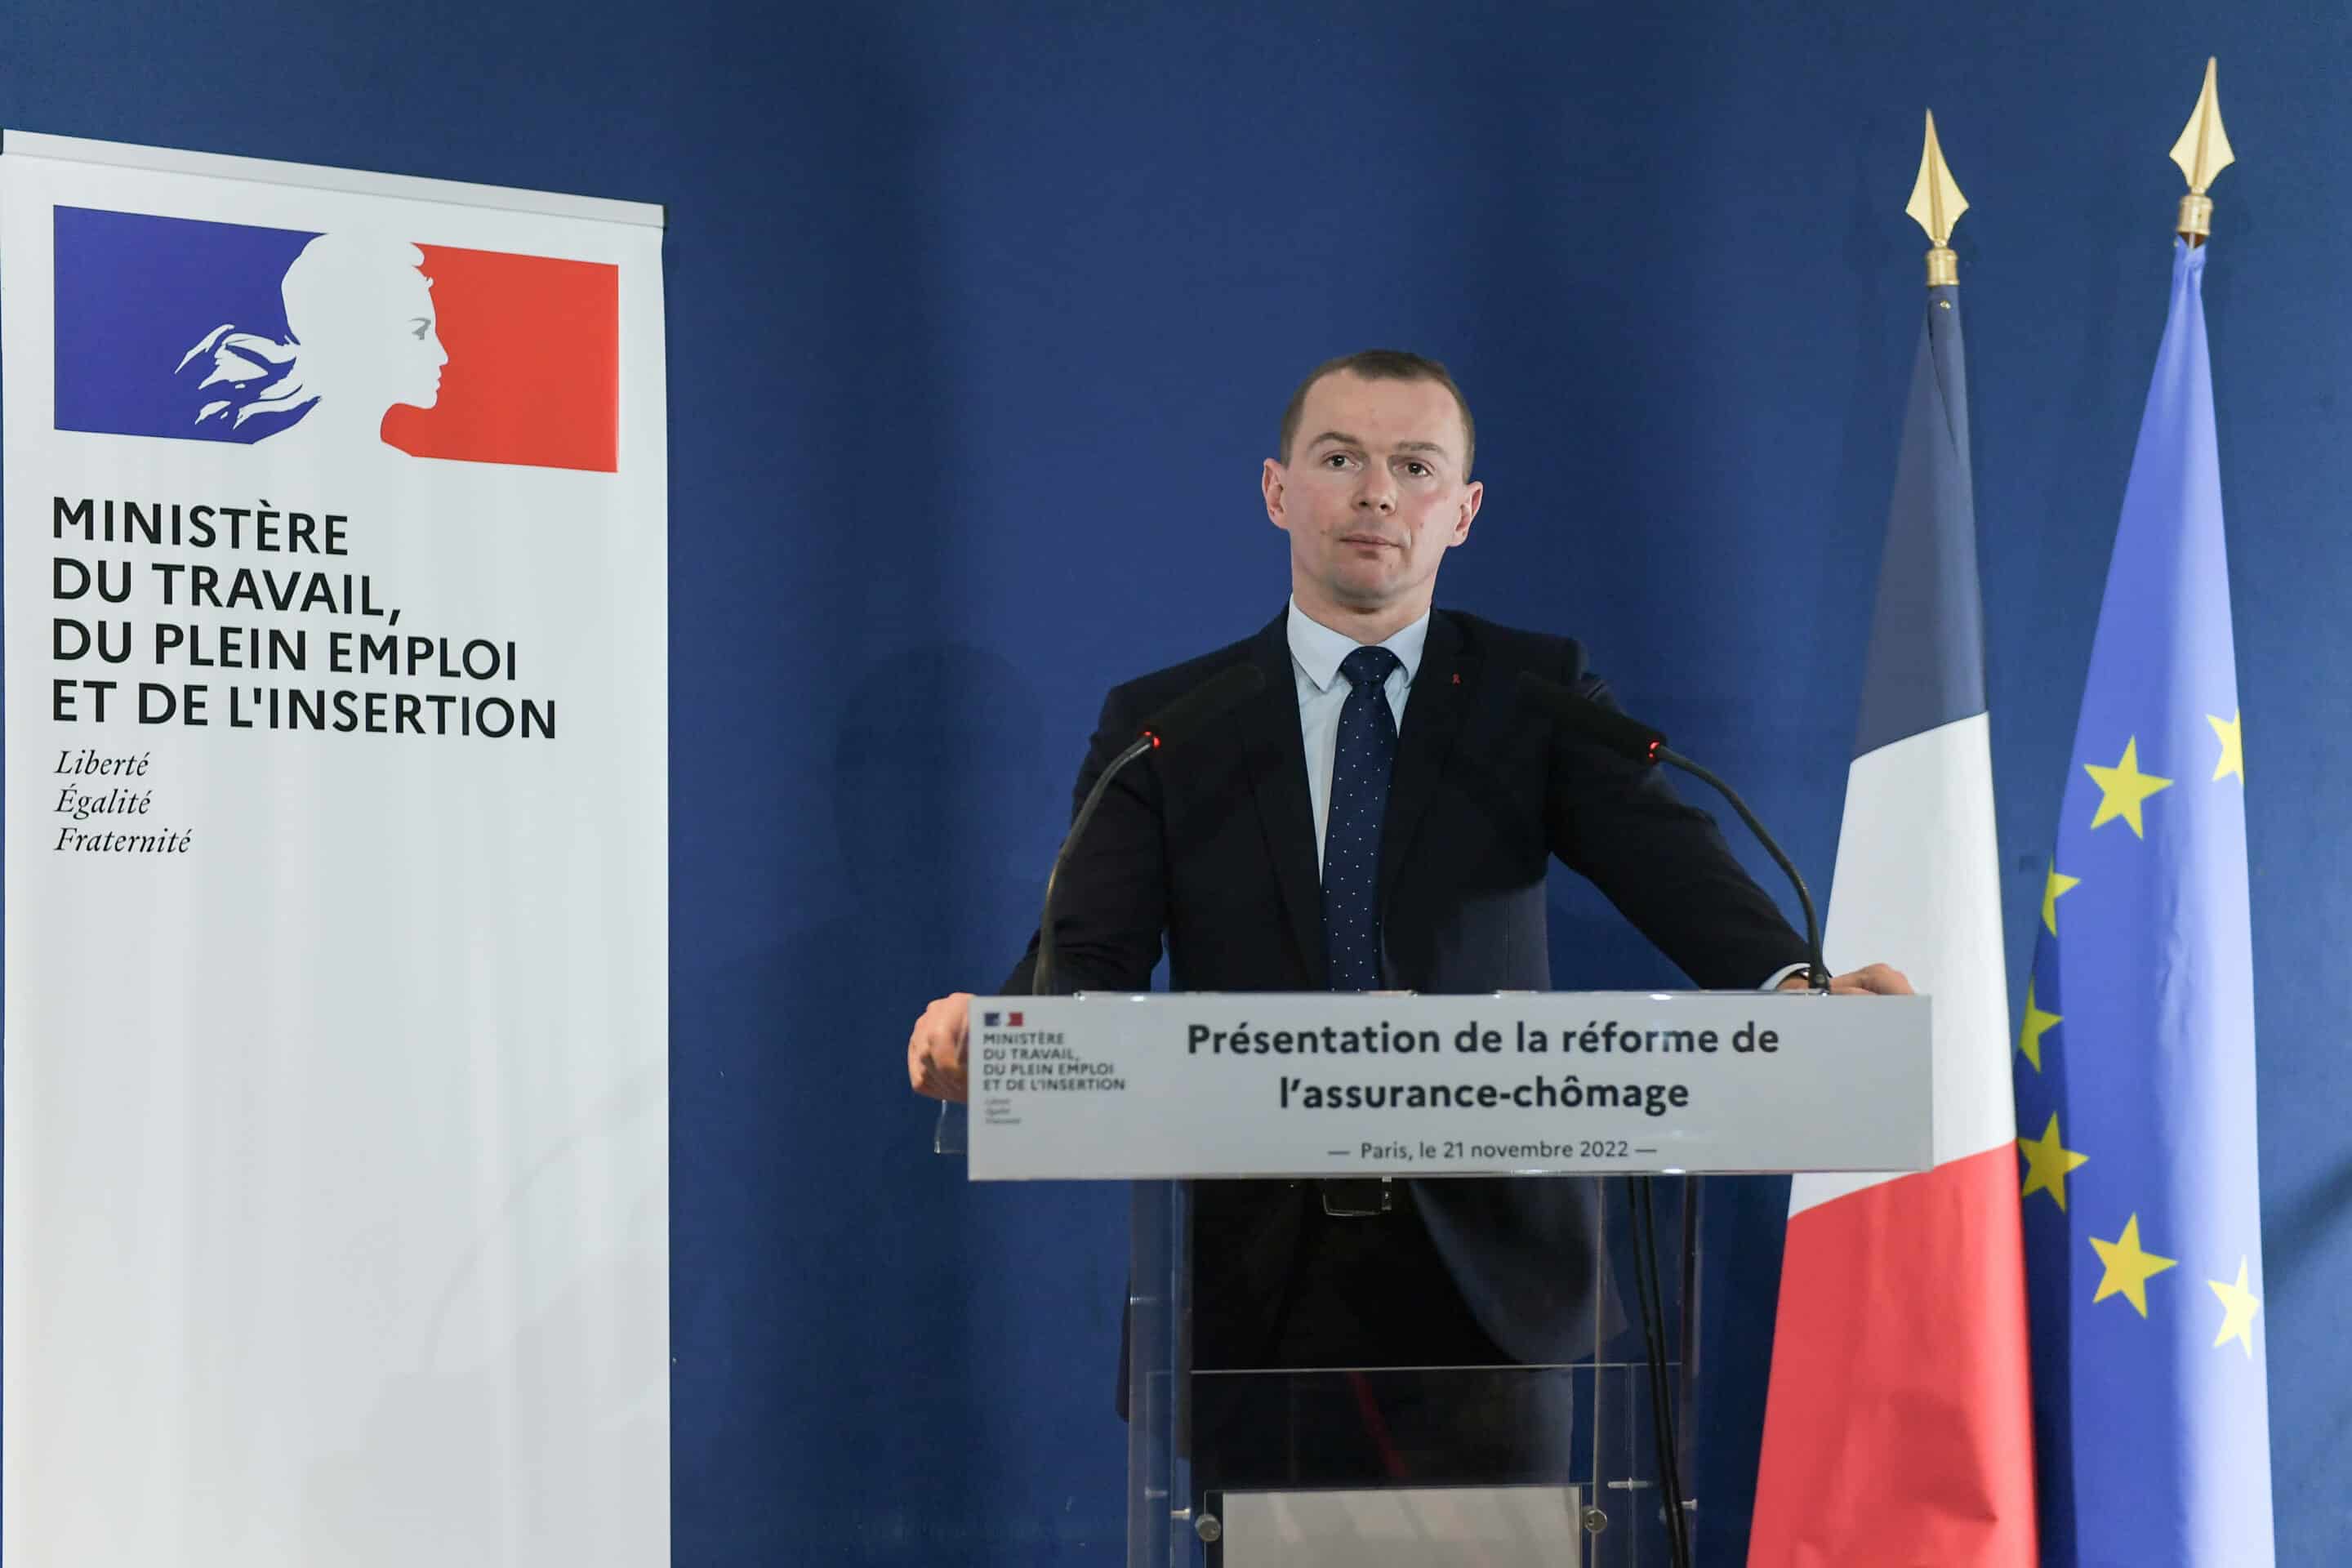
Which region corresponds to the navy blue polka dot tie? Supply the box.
[1324,645,1401,991]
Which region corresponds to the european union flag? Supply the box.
[2015,238,2274,1565]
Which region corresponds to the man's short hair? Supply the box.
[1277,349,1477,477]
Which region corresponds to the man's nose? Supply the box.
[1354,469,1396,511]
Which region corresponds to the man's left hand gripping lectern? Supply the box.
[945,989,1931,1568]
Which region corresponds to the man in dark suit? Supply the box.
[906,349,1908,1485]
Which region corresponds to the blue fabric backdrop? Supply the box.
[2,2,2345,1561]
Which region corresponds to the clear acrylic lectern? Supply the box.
[1124,1174,1704,1567]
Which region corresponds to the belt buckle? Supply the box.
[1320,1178,1392,1218]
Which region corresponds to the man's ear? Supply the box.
[1450,479,1484,546]
[1263,457,1290,532]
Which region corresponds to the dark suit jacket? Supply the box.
[1003,608,1808,1368]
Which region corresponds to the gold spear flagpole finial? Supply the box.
[1905,109,1969,286]
[2168,56,2234,243]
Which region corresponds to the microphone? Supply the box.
[1517,671,1827,991]
[1034,663,1267,996]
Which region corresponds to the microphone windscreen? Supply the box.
[1517,671,1667,765]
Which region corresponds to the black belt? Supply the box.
[1316,1177,1393,1218]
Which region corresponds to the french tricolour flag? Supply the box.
[1748,277,2038,1563]
[52,205,617,472]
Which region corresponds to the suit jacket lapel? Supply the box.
[1233,614,1328,987]
[1379,610,1471,918]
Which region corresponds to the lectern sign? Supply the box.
[968,991,1931,1179]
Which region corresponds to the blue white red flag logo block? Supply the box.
[52,205,619,472]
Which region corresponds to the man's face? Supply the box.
[1263,372,1481,622]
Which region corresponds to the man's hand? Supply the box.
[907,992,974,1102]
[1778,962,1913,996]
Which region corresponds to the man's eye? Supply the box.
[1405,461,1429,477]
[412,320,432,341]
[1324,453,1352,468]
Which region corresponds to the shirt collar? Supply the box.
[1286,598,1431,693]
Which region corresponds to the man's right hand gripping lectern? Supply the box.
[955,989,1931,1568]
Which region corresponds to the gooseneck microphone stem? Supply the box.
[1625,1177,1694,1567]
[1655,748,1829,993]
[1033,733,1155,998]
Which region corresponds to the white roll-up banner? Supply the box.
[2,132,669,1564]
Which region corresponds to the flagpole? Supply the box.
[2170,57,2234,246]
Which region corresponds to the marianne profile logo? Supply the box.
[53,206,620,473]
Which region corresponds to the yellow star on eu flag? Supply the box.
[2041,862,2081,935]
[2084,737,2174,837]
[2207,710,2244,782]
[2016,978,2060,1071]
[2090,1213,2178,1317]
[2209,1257,2261,1356]
[2018,1112,2089,1209]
